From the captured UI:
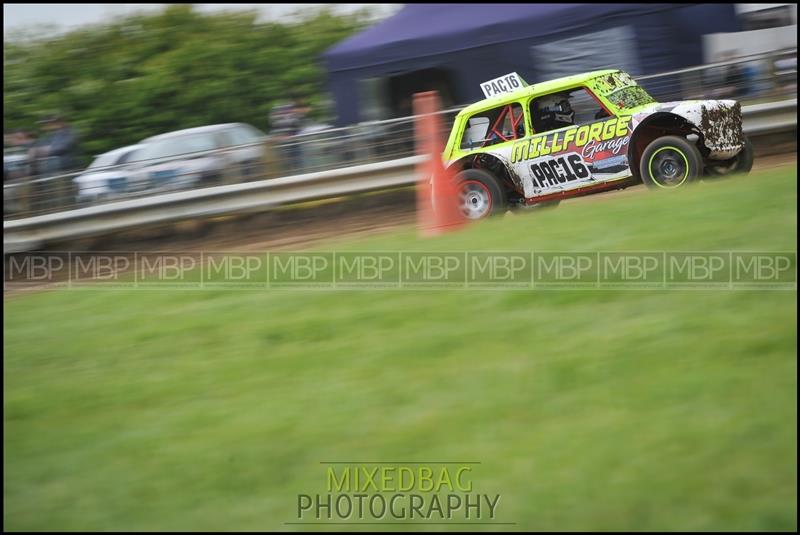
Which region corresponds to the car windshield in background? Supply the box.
[117,148,141,165]
[605,85,656,110]
[133,134,217,162]
[88,151,126,170]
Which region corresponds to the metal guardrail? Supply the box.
[636,47,797,103]
[3,98,796,254]
[737,98,798,134]
[3,156,424,253]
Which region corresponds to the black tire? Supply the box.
[454,168,506,220]
[639,135,703,190]
[705,136,754,176]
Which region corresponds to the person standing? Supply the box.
[29,115,77,176]
[269,98,311,173]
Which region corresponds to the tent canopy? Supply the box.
[323,4,740,125]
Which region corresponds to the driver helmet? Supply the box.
[535,94,575,130]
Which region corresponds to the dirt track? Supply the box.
[84,188,419,253]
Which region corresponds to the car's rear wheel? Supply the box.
[704,136,754,176]
[639,135,703,190]
[455,168,506,220]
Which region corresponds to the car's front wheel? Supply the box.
[639,135,703,190]
[454,169,506,220]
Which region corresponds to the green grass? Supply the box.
[4,166,798,531]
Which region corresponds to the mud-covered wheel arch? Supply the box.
[627,112,702,182]
[448,153,522,200]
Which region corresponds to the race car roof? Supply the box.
[457,70,619,117]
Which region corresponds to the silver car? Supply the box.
[73,144,145,203]
[127,123,266,192]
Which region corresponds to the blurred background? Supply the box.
[2,3,796,219]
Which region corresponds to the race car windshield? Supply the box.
[605,85,656,110]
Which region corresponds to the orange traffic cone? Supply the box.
[413,91,467,237]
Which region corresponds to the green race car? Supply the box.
[443,70,754,219]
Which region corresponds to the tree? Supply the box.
[3,5,374,163]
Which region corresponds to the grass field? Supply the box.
[4,165,798,531]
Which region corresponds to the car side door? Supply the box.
[216,126,265,181]
[511,86,632,199]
